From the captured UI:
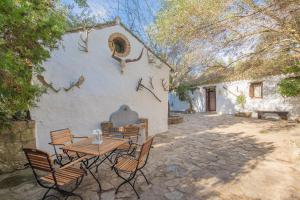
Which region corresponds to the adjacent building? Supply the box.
[170,66,300,120]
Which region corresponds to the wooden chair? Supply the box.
[23,148,86,200]
[49,128,87,166]
[112,136,154,199]
[94,125,141,172]
[116,125,140,155]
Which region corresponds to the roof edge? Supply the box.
[66,19,173,71]
[195,73,293,87]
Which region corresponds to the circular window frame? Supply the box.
[108,33,131,57]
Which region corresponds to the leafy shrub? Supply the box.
[278,63,300,97]
[0,0,67,126]
[236,94,246,109]
[278,76,300,97]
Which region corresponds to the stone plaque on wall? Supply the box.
[109,105,139,127]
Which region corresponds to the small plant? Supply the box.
[236,94,246,110]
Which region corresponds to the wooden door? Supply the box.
[205,87,216,112]
[209,90,216,111]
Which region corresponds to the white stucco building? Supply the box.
[170,74,300,119]
[31,18,171,151]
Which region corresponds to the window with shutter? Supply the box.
[249,84,254,98]
[249,82,263,98]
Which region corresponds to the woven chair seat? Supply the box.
[114,157,139,172]
[41,167,85,186]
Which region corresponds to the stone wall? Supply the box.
[0,121,35,174]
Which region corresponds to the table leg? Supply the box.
[81,157,102,192]
[95,149,116,172]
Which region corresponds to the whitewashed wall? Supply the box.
[170,75,300,119]
[169,92,189,112]
[169,90,204,112]
[31,24,170,152]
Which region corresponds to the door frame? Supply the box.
[204,86,216,112]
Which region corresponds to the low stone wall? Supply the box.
[168,115,184,125]
[0,121,35,174]
[235,112,252,118]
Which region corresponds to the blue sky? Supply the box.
[61,0,161,42]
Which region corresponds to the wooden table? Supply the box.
[62,136,128,192]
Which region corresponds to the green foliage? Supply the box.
[236,94,246,109]
[191,55,297,86]
[284,62,300,74]
[175,83,196,112]
[150,0,229,46]
[175,84,192,101]
[278,62,300,97]
[0,0,67,125]
[278,76,300,97]
[151,0,300,93]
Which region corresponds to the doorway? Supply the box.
[205,87,216,112]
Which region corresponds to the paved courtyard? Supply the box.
[1,113,300,200]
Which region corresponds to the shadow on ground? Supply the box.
[138,114,276,199]
[1,113,296,200]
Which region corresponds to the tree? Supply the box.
[175,83,196,113]
[0,0,67,126]
[150,0,300,96]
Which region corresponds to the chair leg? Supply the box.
[139,170,150,185]
[74,176,84,191]
[57,176,84,200]
[115,179,128,194]
[42,187,53,200]
[64,192,83,200]
[128,180,140,199]
[58,187,83,200]
[114,168,140,198]
[114,169,133,194]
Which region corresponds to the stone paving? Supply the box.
[1,113,300,200]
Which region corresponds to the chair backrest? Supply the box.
[123,125,140,138]
[23,148,53,172]
[50,128,72,145]
[137,136,154,168]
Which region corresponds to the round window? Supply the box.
[113,37,126,54]
[108,33,131,57]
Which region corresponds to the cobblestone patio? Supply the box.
[1,113,300,200]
